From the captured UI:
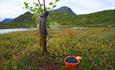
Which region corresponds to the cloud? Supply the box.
[0,0,115,20]
[56,0,115,14]
[0,0,27,21]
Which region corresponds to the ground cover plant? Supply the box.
[0,27,115,70]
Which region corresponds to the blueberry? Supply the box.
[66,57,78,63]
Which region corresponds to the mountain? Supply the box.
[51,9,115,26]
[0,7,115,28]
[13,12,33,23]
[53,6,76,15]
[11,12,36,27]
[2,18,13,23]
[0,12,35,28]
[0,6,76,28]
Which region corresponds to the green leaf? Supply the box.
[24,2,29,8]
[40,4,43,6]
[47,7,51,10]
[53,5,56,8]
[35,3,39,6]
[49,2,53,5]
[55,0,59,2]
[24,2,28,6]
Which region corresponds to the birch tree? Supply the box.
[24,0,59,54]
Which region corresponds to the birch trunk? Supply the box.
[39,11,49,54]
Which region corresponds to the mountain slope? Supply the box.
[50,9,115,26]
[11,12,36,27]
[13,8,115,27]
[53,6,76,15]
[0,7,115,28]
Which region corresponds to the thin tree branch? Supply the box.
[43,0,46,11]
[38,0,42,9]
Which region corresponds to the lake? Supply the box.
[1,27,111,34]
[0,27,87,34]
[0,28,36,34]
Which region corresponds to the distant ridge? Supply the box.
[53,6,76,15]
[2,18,13,23]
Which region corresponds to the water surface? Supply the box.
[0,28,36,34]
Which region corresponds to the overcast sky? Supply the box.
[0,0,115,21]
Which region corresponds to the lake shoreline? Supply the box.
[0,26,115,29]
[0,28,36,34]
[0,27,114,34]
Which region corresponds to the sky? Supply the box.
[0,0,115,21]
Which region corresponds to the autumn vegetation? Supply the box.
[0,27,115,70]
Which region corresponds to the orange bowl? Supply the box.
[64,56,80,69]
